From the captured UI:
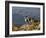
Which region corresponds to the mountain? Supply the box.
[12,13,26,25]
[12,7,40,25]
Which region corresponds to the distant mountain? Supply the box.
[12,7,40,25]
[12,13,26,25]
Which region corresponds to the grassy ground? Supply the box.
[12,20,40,31]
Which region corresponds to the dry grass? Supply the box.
[12,20,40,31]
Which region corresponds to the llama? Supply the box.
[24,16,32,25]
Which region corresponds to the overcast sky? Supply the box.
[12,7,40,17]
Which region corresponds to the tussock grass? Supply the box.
[12,20,40,31]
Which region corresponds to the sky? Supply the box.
[12,7,40,25]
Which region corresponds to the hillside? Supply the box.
[12,20,40,31]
